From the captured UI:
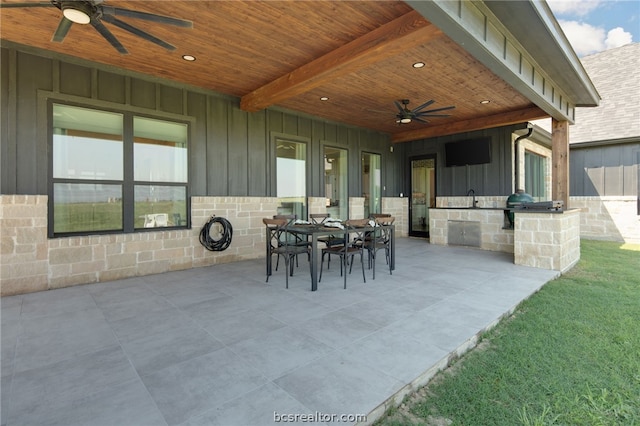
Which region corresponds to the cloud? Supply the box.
[557,20,633,56]
[558,20,606,55]
[547,0,602,16]
[605,27,633,49]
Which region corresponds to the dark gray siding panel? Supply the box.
[1,45,394,201]
[131,78,156,110]
[0,48,13,193]
[97,70,125,104]
[570,142,640,196]
[59,62,92,98]
[159,85,183,115]
[228,105,248,195]
[247,111,267,196]
[187,91,207,196]
[403,126,518,197]
[17,52,52,194]
[207,96,229,195]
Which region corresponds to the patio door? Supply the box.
[409,156,436,238]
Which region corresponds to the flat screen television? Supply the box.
[445,137,492,167]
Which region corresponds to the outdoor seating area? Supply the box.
[263,216,397,291]
[1,238,559,426]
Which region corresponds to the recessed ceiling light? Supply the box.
[412,62,425,68]
[320,96,329,101]
[182,55,196,62]
[480,99,491,104]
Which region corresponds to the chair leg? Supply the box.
[372,249,376,280]
[343,255,348,289]
[360,251,366,283]
[319,251,325,282]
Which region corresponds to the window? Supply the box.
[362,152,381,218]
[525,150,546,199]
[324,147,348,219]
[276,139,307,219]
[50,103,188,236]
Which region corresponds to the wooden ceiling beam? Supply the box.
[240,10,441,112]
[391,106,549,143]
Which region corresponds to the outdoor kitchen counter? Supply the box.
[430,207,581,272]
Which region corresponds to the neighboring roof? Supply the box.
[571,43,640,144]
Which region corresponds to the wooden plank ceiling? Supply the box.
[0,0,548,142]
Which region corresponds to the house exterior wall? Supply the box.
[0,47,399,198]
[570,196,639,244]
[0,195,270,296]
[400,124,526,198]
[0,46,570,295]
[1,194,407,296]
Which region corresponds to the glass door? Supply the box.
[409,156,436,238]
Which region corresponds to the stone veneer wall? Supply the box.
[570,196,639,244]
[349,197,365,220]
[514,209,581,272]
[0,195,278,296]
[1,195,412,295]
[381,197,409,237]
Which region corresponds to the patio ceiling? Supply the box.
[0,0,552,142]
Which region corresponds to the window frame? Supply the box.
[271,133,310,219]
[47,100,191,238]
[524,149,547,200]
[361,150,382,217]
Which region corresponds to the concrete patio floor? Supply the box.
[1,237,559,426]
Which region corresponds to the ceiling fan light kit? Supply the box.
[61,1,92,24]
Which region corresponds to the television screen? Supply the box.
[445,137,491,167]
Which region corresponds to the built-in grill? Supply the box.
[519,200,564,211]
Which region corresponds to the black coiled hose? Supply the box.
[199,216,233,251]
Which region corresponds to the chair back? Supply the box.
[274,214,297,224]
[374,216,395,242]
[370,213,391,219]
[263,218,288,250]
[309,213,329,225]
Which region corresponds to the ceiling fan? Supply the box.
[0,0,193,54]
[394,99,455,124]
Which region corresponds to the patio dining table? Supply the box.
[273,222,395,291]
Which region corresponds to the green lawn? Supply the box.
[377,240,640,426]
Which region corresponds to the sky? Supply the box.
[547,0,639,57]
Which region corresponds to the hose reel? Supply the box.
[199,215,233,251]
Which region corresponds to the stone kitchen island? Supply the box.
[429,201,581,273]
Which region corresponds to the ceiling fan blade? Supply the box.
[416,105,456,114]
[91,19,128,54]
[52,17,73,43]
[412,99,435,113]
[413,117,430,123]
[101,6,193,28]
[416,113,451,118]
[102,15,176,51]
[0,2,53,8]
[393,100,405,114]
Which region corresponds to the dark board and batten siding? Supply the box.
[0,46,399,199]
[570,142,640,197]
[402,125,523,197]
